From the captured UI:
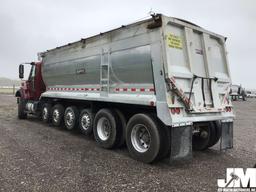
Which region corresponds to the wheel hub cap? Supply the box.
[81,114,90,130]
[200,130,208,139]
[131,124,151,153]
[43,108,48,120]
[97,117,110,141]
[66,111,74,126]
[53,109,60,122]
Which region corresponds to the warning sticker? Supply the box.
[167,33,183,49]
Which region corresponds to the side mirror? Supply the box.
[19,64,24,79]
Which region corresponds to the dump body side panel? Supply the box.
[41,15,234,127]
[41,20,162,107]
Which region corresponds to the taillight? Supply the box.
[175,108,181,114]
[225,107,232,112]
[170,108,181,115]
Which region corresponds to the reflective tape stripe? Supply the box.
[47,87,155,92]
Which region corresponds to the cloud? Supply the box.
[0,0,255,88]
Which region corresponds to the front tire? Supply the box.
[18,98,27,119]
[126,114,161,163]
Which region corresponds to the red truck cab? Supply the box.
[15,62,45,118]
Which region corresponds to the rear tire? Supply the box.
[192,123,212,151]
[41,103,51,123]
[114,109,126,147]
[51,104,64,127]
[78,109,94,136]
[207,121,221,148]
[18,98,27,119]
[64,106,79,130]
[93,109,122,149]
[126,113,161,163]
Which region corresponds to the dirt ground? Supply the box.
[0,94,255,192]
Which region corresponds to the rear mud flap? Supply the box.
[220,122,233,150]
[169,125,192,163]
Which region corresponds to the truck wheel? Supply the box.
[51,104,64,127]
[192,123,212,151]
[42,103,51,123]
[93,109,122,149]
[114,109,126,147]
[64,106,79,130]
[18,98,27,119]
[79,109,94,136]
[207,121,221,148]
[126,113,161,163]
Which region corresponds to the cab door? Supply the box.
[27,64,36,98]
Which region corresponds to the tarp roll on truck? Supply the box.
[15,14,234,163]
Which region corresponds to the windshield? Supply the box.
[28,65,36,81]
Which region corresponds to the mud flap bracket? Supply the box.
[170,125,192,163]
[220,122,233,150]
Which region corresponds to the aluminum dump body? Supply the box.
[41,14,234,127]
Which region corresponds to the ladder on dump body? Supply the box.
[100,49,110,96]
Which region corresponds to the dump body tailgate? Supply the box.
[163,17,231,114]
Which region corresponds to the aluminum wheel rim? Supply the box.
[53,109,60,123]
[131,124,151,153]
[43,107,48,120]
[97,117,111,141]
[66,110,75,127]
[81,113,90,131]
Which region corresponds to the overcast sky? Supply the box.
[0,0,255,88]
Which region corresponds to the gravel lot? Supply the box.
[0,94,255,192]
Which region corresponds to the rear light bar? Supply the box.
[170,108,181,115]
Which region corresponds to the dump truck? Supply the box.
[15,14,234,163]
[246,90,256,98]
[230,84,247,101]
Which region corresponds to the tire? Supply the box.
[126,113,161,163]
[192,123,212,151]
[207,121,221,148]
[114,109,126,147]
[93,109,122,149]
[64,106,79,130]
[18,98,27,119]
[51,104,65,127]
[79,108,95,136]
[41,103,51,123]
[206,123,217,148]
